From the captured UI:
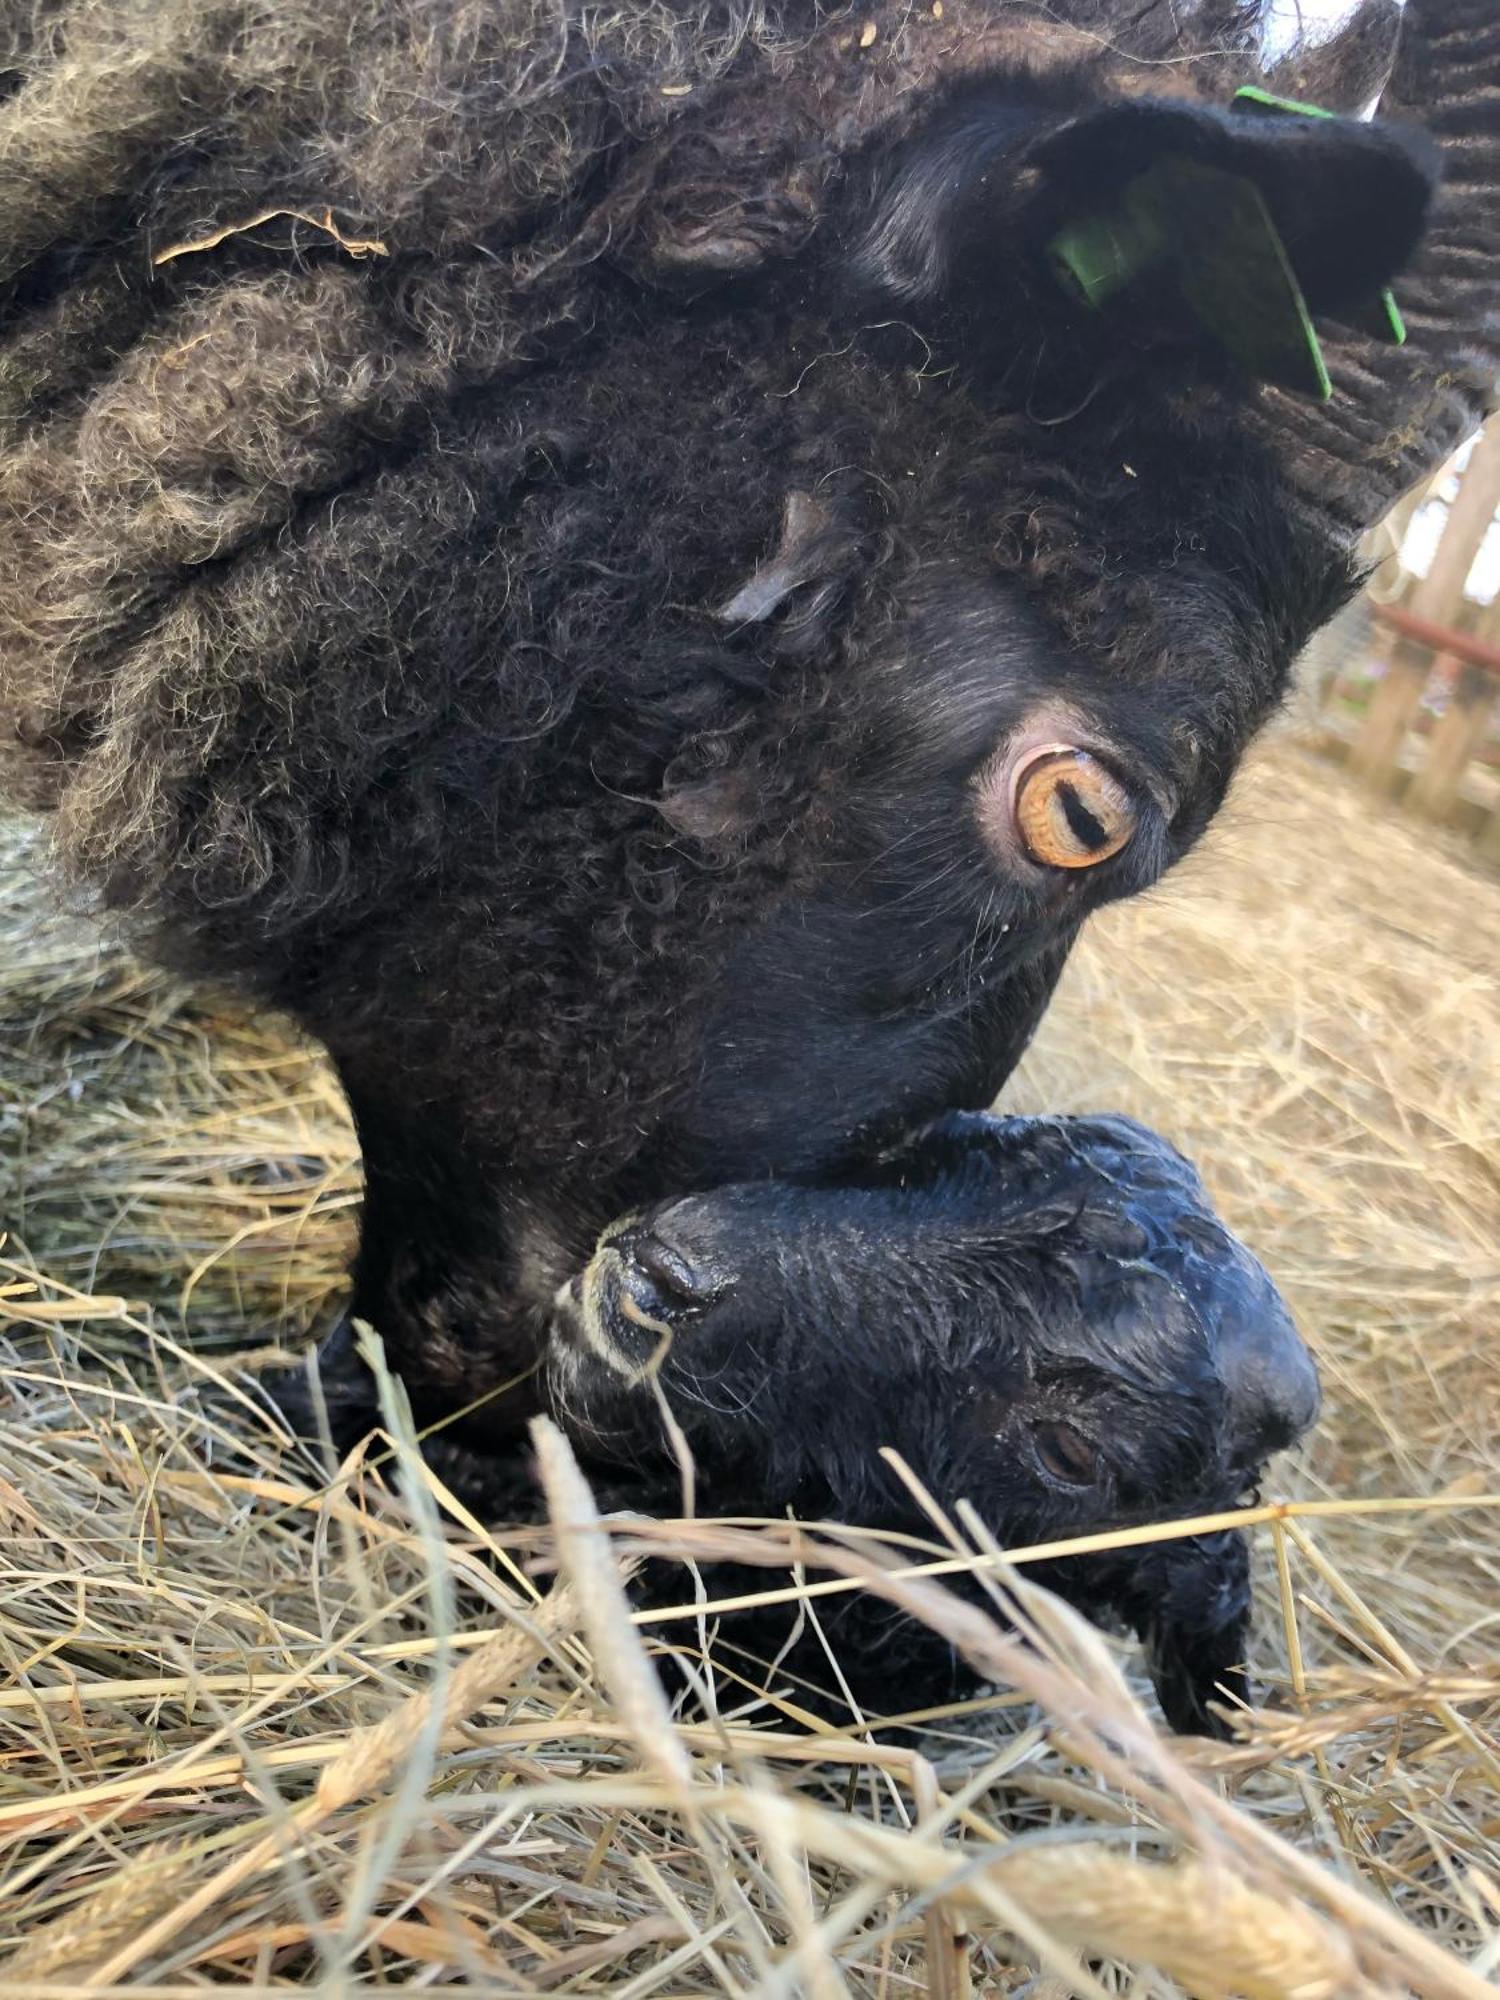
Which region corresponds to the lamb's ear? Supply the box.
[1122,1529,1254,1739]
[851,88,1436,387]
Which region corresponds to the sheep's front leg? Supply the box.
[264,1313,381,1458]
[265,1319,553,1524]
[295,1065,554,1448]
[265,1315,528,1500]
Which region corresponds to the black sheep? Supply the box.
[0,1,1496,1692]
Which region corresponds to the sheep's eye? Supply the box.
[1032,1421,1099,1486]
[1012,747,1136,870]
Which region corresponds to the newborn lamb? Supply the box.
[288,1113,1317,1735]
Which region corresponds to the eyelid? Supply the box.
[1031,1418,1100,1484]
[1008,739,1122,810]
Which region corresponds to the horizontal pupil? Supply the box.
[1057,778,1108,851]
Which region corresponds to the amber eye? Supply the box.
[1032,1421,1100,1486]
[1012,746,1136,870]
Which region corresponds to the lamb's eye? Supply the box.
[1032,1421,1100,1486]
[1012,747,1135,869]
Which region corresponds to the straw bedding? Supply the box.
[1,728,1497,1995]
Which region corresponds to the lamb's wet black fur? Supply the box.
[3,1,1498,1708]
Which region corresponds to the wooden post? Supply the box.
[1409,418,1500,626]
[1407,661,1497,820]
[1348,643,1431,793]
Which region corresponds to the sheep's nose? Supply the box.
[1221,1302,1321,1468]
[610,1206,729,1320]
[617,1227,706,1312]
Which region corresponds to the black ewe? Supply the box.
[0,1,1495,1698]
[2,0,1491,1401]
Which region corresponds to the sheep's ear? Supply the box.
[1029,96,1436,321]
[1121,1530,1254,1739]
[851,88,1436,393]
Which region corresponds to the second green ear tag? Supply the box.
[1231,85,1407,346]
[1049,155,1332,400]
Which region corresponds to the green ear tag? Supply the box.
[1150,158,1332,399]
[1231,85,1406,346]
[1046,156,1332,399]
[1049,201,1169,309]
[1231,83,1335,119]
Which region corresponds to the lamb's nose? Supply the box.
[617,1227,704,1312]
[610,1210,727,1321]
[1222,1299,1321,1467]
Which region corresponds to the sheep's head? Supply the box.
[2,2,1493,971]
[548,1112,1318,1734]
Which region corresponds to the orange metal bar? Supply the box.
[1370,601,1500,677]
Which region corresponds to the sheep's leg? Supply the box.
[318,1066,552,1445]
[264,1320,554,1521]
[263,1313,381,1458]
[265,1064,552,1470]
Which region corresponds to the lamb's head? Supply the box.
[549,1112,1317,1734]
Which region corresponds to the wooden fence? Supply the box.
[1305,597,1500,863]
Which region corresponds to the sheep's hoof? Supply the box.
[262,1313,381,1459]
[262,1330,541,1517]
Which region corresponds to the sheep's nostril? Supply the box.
[615,1227,716,1317]
[634,1234,698,1302]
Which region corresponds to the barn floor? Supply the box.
[1,732,1497,1994]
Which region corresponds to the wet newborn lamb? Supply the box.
[554,1112,1316,1733]
[296,1113,1317,1735]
